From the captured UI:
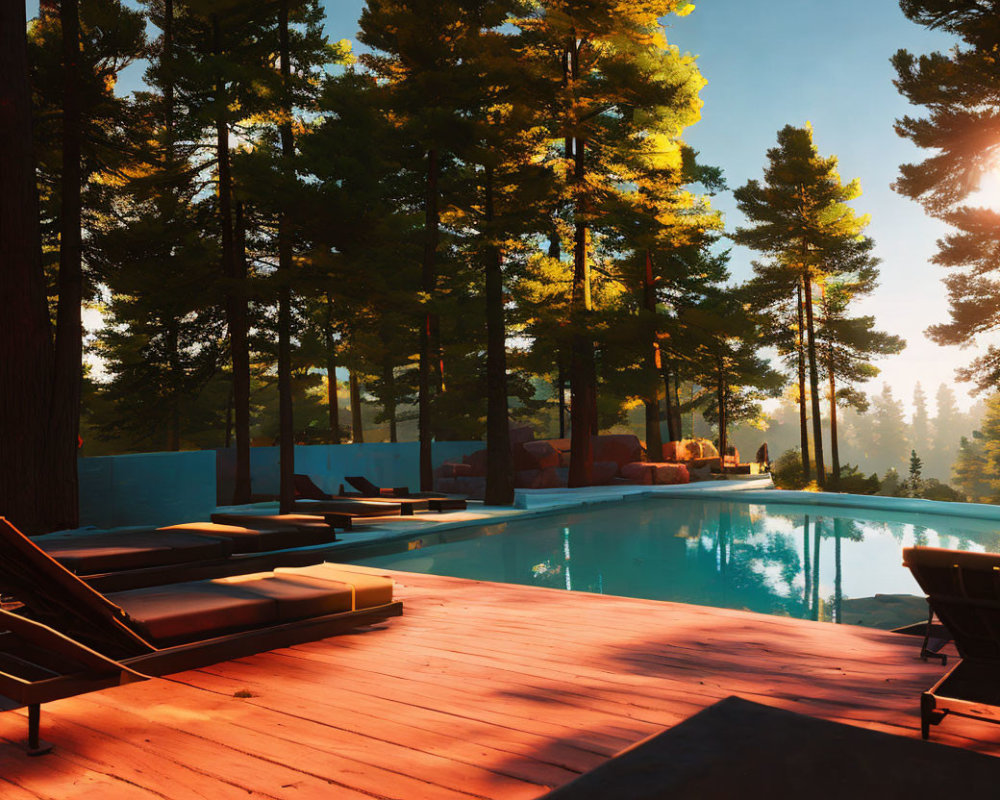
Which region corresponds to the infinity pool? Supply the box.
[355,496,1000,628]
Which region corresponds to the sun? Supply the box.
[970,162,1000,210]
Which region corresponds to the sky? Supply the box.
[318,0,984,417]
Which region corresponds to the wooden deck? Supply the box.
[2,571,999,799]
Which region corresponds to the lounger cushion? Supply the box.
[217,573,355,618]
[110,581,279,645]
[293,499,402,517]
[210,513,335,532]
[275,564,394,609]
[158,522,327,554]
[40,531,233,574]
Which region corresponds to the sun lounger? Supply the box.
[345,475,467,507]
[541,696,1000,798]
[295,474,466,513]
[35,529,235,574]
[0,516,401,753]
[903,546,1000,739]
[23,522,343,594]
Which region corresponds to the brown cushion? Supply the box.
[211,513,333,531]
[40,531,232,573]
[109,580,279,646]
[293,499,403,517]
[218,572,354,619]
[276,563,394,609]
[158,522,329,554]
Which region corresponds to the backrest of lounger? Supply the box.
[0,518,152,657]
[293,474,330,500]
[903,546,1000,660]
[345,476,381,496]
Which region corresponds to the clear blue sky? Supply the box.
[321,0,979,416]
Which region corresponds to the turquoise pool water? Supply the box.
[355,496,1000,628]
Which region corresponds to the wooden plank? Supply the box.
[2,569,999,800]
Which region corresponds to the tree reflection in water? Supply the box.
[357,497,1000,629]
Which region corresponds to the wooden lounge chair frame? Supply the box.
[903,546,1000,739]
[0,517,402,753]
[30,520,349,594]
[296,474,467,514]
[344,475,467,507]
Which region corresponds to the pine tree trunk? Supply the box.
[418,148,439,490]
[483,165,514,505]
[219,26,251,507]
[796,278,810,479]
[45,0,85,530]
[568,218,596,484]
[0,1,55,533]
[276,0,295,514]
[716,361,728,473]
[548,230,567,440]
[828,339,840,489]
[166,320,181,451]
[663,368,676,442]
[674,375,685,439]
[382,359,397,443]
[225,388,233,449]
[642,252,663,458]
[803,272,826,488]
[557,360,566,439]
[162,0,182,454]
[325,294,340,444]
[567,37,595,487]
[349,371,364,443]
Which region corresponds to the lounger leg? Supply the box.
[26,704,52,756]
[920,693,945,741]
[919,604,947,665]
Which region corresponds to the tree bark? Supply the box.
[382,359,397,443]
[796,277,810,479]
[803,271,826,488]
[484,164,514,505]
[166,319,181,450]
[418,149,439,490]
[46,0,85,530]
[218,17,252,506]
[828,338,840,489]
[548,231,567,440]
[567,40,595,487]
[325,293,340,444]
[663,368,676,442]
[0,1,55,532]
[716,362,728,473]
[642,251,663,458]
[349,370,364,443]
[276,0,295,514]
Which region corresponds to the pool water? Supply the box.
[355,496,1000,628]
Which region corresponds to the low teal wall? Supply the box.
[78,450,217,529]
[80,442,481,529]
[237,441,478,497]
